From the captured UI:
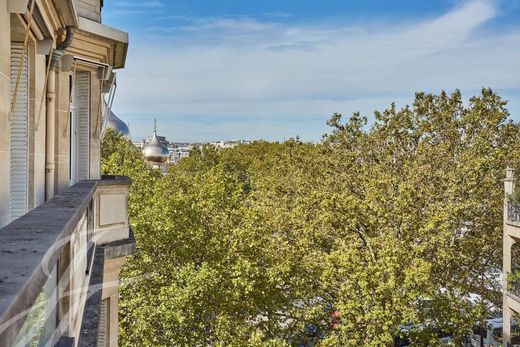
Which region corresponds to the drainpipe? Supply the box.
[45,27,73,200]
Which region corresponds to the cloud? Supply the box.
[260,12,292,19]
[114,0,163,8]
[147,16,280,34]
[104,0,163,18]
[156,14,196,22]
[110,0,520,142]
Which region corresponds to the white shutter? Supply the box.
[9,43,29,222]
[97,298,108,347]
[75,72,90,181]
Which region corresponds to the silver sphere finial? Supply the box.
[142,118,169,163]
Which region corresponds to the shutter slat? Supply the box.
[97,299,108,347]
[75,72,90,182]
[9,42,29,222]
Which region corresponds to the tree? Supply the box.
[101,128,162,250]
[109,89,520,346]
[118,143,296,346]
[314,89,520,345]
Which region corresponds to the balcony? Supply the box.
[0,176,135,346]
[509,273,520,300]
[508,201,520,224]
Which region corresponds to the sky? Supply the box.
[102,0,520,143]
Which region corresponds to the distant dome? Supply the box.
[105,104,131,140]
[142,131,169,163]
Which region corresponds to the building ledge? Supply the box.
[77,17,128,69]
[104,227,136,260]
[0,176,131,344]
[55,336,75,347]
[0,181,97,321]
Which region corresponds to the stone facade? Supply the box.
[0,0,131,346]
[503,168,520,345]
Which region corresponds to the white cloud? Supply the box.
[104,0,163,18]
[114,0,163,8]
[110,0,520,142]
[261,12,292,19]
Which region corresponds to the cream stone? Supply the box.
[99,194,127,226]
[503,168,520,344]
[0,0,131,345]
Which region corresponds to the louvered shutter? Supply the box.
[9,43,29,222]
[97,298,108,347]
[75,72,90,181]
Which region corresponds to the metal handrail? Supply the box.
[507,201,520,223]
[511,277,520,296]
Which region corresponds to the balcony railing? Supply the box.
[509,273,520,300]
[508,201,520,223]
[0,176,135,347]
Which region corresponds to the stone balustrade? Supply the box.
[0,176,134,347]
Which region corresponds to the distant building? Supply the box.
[104,105,131,140]
[210,140,251,149]
[142,119,170,173]
[145,134,169,147]
[135,132,169,150]
[503,168,520,344]
[170,145,192,164]
[137,137,251,165]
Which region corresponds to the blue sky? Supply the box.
[103,0,520,142]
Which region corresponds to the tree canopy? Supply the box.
[102,89,520,346]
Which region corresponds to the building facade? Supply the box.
[170,145,191,164]
[503,168,520,345]
[0,0,133,346]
